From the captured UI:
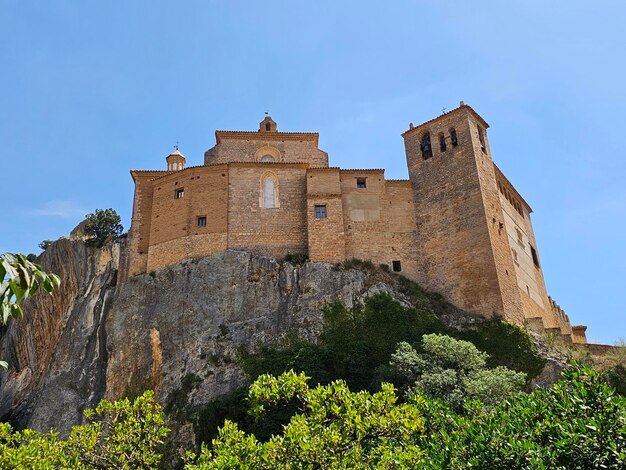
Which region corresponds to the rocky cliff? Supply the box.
[2,239,452,439]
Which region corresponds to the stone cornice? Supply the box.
[215,130,319,147]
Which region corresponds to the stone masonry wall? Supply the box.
[403,108,506,317]
[205,136,328,167]
[306,168,346,263]
[227,163,309,259]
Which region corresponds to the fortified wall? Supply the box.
[128,105,586,343]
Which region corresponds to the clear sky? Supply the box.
[1,1,624,344]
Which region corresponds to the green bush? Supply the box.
[0,391,169,469]
[283,253,308,265]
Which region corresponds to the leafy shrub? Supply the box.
[0,391,169,468]
[283,253,308,265]
[388,335,526,411]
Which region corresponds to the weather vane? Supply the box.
[441,107,447,114]
[174,141,180,151]
[265,111,269,116]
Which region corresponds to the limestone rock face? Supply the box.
[0,239,380,435]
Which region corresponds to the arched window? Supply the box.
[450,128,458,147]
[261,172,279,208]
[421,133,433,160]
[439,133,447,152]
[260,155,275,162]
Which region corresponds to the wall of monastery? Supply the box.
[205,137,328,167]
[146,165,229,272]
[128,171,167,276]
[339,171,419,279]
[306,168,346,263]
[227,163,309,259]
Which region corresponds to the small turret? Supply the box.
[259,114,277,133]
[166,149,186,171]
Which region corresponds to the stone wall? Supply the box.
[403,108,506,317]
[227,163,309,259]
[204,134,328,167]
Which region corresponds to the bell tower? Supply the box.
[403,103,523,322]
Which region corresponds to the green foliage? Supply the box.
[387,335,526,411]
[84,208,124,247]
[335,257,376,272]
[188,365,626,469]
[38,239,54,250]
[457,319,546,384]
[451,364,626,469]
[0,253,60,369]
[0,391,169,469]
[187,371,425,469]
[201,294,542,447]
[283,253,308,265]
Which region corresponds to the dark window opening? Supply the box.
[315,205,327,219]
[197,216,207,227]
[450,128,458,147]
[478,127,486,153]
[265,123,271,131]
[392,260,402,272]
[175,188,184,199]
[421,133,433,160]
[439,134,447,152]
[356,177,367,188]
[530,245,540,268]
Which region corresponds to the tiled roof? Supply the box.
[215,130,319,145]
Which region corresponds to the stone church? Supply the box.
[128,103,587,343]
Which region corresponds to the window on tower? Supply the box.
[356,177,367,188]
[421,133,433,160]
[439,133,447,152]
[478,127,487,153]
[175,188,184,199]
[450,128,458,147]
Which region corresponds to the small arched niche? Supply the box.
[255,146,281,163]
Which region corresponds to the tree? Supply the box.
[187,371,426,469]
[0,253,60,369]
[84,208,123,247]
[388,334,526,410]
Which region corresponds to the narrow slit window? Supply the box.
[356,177,367,188]
[315,205,327,219]
[392,260,402,272]
[265,123,271,131]
[439,134,447,152]
[197,216,207,227]
[175,188,184,199]
[530,245,540,268]
[478,127,486,152]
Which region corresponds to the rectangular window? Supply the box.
[315,205,327,219]
[530,245,540,268]
[392,260,402,272]
[356,177,367,189]
[197,216,207,227]
[175,188,184,199]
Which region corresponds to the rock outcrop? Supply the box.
[0,239,411,436]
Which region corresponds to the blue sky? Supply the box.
[1,1,624,344]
